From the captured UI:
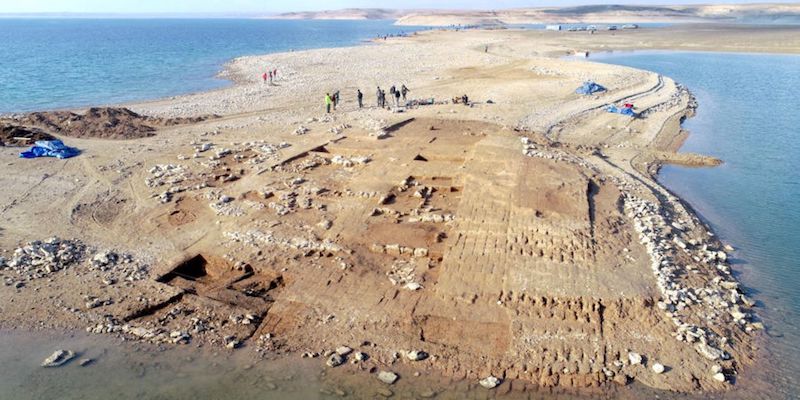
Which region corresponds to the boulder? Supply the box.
[479,376,501,389]
[406,350,429,361]
[378,371,399,384]
[652,363,665,374]
[335,346,353,356]
[326,353,344,367]
[628,352,643,365]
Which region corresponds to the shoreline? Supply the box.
[0,25,780,396]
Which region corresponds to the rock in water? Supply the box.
[41,350,75,367]
[652,363,665,374]
[479,376,501,389]
[377,371,399,384]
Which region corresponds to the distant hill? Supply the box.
[269,8,411,20]
[267,4,800,26]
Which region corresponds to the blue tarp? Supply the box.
[607,105,636,117]
[20,140,80,159]
[576,81,606,95]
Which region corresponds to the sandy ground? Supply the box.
[0,25,780,395]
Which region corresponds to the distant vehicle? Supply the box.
[606,25,618,31]
[577,26,587,31]
[545,25,561,31]
[587,25,597,31]
[622,24,639,29]
[567,26,579,31]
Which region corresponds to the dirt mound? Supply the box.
[17,107,216,140]
[0,123,55,147]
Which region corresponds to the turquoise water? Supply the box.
[0,19,425,113]
[594,51,800,398]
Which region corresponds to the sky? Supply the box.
[0,0,797,14]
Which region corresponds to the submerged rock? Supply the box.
[41,350,75,367]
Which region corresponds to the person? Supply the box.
[394,89,401,107]
[332,90,340,110]
[325,93,333,113]
[357,89,363,109]
[462,94,469,105]
[401,85,409,102]
[376,87,382,108]
[273,68,278,78]
[390,85,396,98]
[262,72,268,83]
[381,89,387,108]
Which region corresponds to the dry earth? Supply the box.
[0,26,773,395]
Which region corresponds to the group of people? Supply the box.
[324,90,340,113]
[376,84,409,108]
[262,68,278,84]
[325,84,409,113]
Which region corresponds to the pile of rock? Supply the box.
[521,137,598,172]
[386,260,423,290]
[1,237,85,282]
[330,154,371,167]
[224,230,344,255]
[370,243,429,259]
[621,189,755,364]
[88,250,149,282]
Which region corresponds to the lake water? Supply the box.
[0,19,426,113]
[593,51,800,399]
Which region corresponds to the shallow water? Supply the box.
[0,19,426,113]
[593,51,800,399]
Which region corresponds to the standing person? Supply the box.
[401,84,409,102]
[394,89,401,107]
[390,85,396,98]
[325,93,333,113]
[357,89,363,109]
[269,70,273,84]
[381,89,387,108]
[262,72,268,83]
[332,90,340,110]
[273,68,278,79]
[376,87,382,108]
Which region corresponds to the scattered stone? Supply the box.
[652,363,665,374]
[713,372,726,382]
[406,350,428,361]
[327,353,345,367]
[78,358,94,367]
[335,346,353,356]
[376,388,394,397]
[41,350,76,367]
[628,352,642,365]
[479,376,501,389]
[354,352,368,361]
[378,371,399,384]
